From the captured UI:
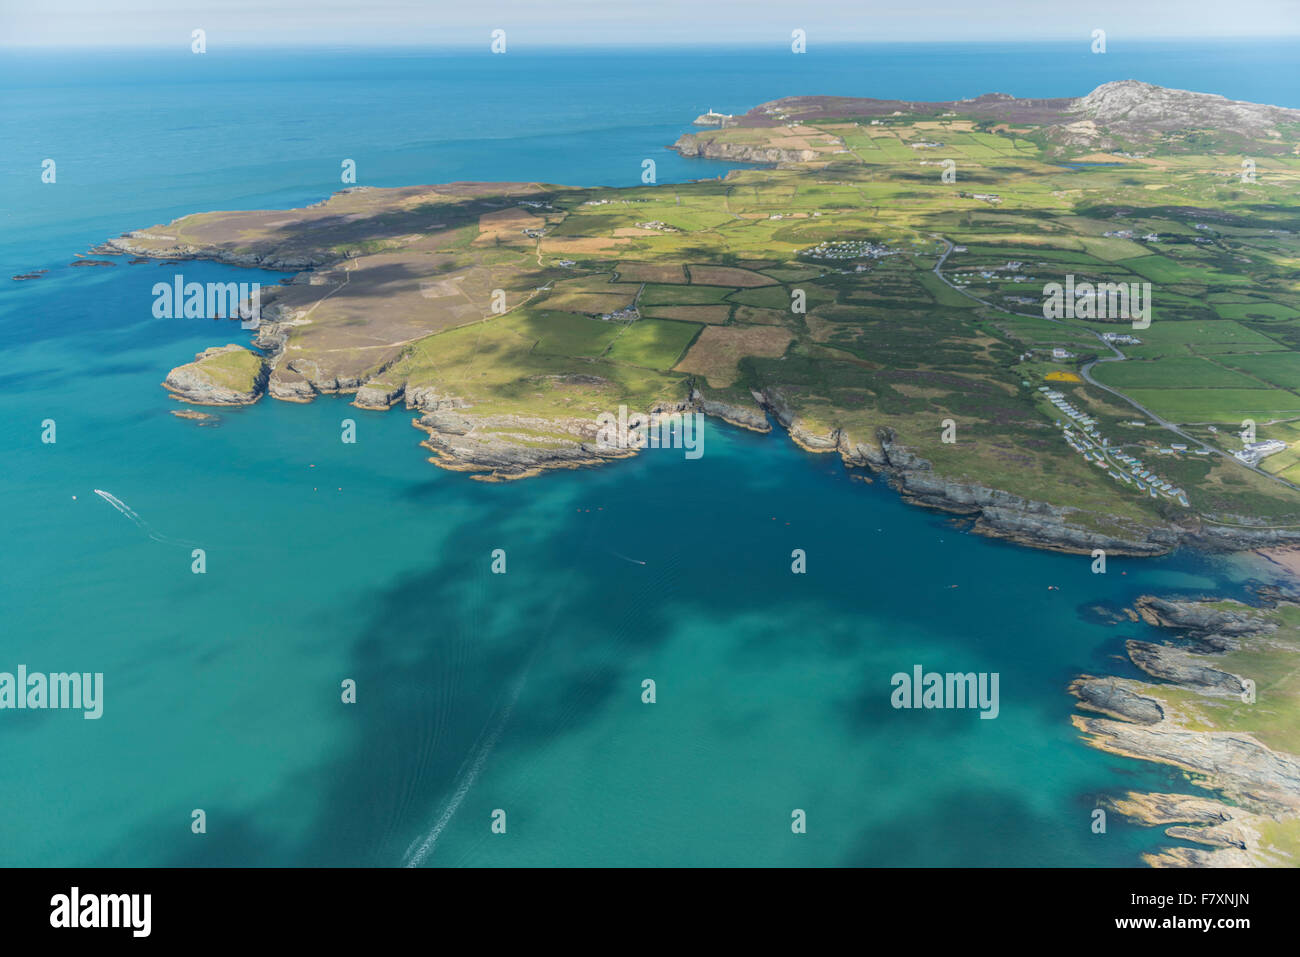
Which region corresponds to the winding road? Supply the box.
[928,236,1300,495]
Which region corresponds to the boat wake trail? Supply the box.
[401,665,529,868]
[401,519,602,867]
[607,549,647,565]
[92,489,198,548]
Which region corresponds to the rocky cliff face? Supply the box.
[1104,792,1264,867]
[688,388,770,433]
[353,382,405,410]
[671,134,818,165]
[1179,523,1300,551]
[1070,596,1300,866]
[413,410,636,480]
[839,424,1300,555]
[1134,595,1275,638]
[163,344,268,405]
[1126,639,1249,696]
[267,367,316,403]
[99,233,332,271]
[1069,677,1166,725]
[1075,715,1300,814]
[735,386,1207,555]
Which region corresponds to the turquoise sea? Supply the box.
[1,42,1297,866]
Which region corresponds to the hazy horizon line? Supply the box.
[4,35,1299,51]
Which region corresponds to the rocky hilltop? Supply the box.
[672,80,1300,158]
[1067,80,1300,148]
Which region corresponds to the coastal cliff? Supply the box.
[163,344,268,405]
[737,387,1300,556]
[670,133,818,165]
[154,305,1300,554]
[98,232,332,271]
[1069,595,1300,866]
[156,315,1300,553]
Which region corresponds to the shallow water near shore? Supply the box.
[2,42,1297,866]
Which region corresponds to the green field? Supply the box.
[1123,388,1300,422]
[1217,353,1300,390]
[605,319,702,370]
[639,283,734,306]
[1215,301,1300,322]
[1092,357,1265,390]
[525,310,624,357]
[1123,254,1251,286]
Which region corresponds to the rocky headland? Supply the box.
[163,344,268,406]
[1069,594,1300,866]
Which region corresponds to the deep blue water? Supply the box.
[0,42,1294,866]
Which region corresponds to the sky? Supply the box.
[2,0,1298,47]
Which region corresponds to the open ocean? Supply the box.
[1,41,1296,866]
